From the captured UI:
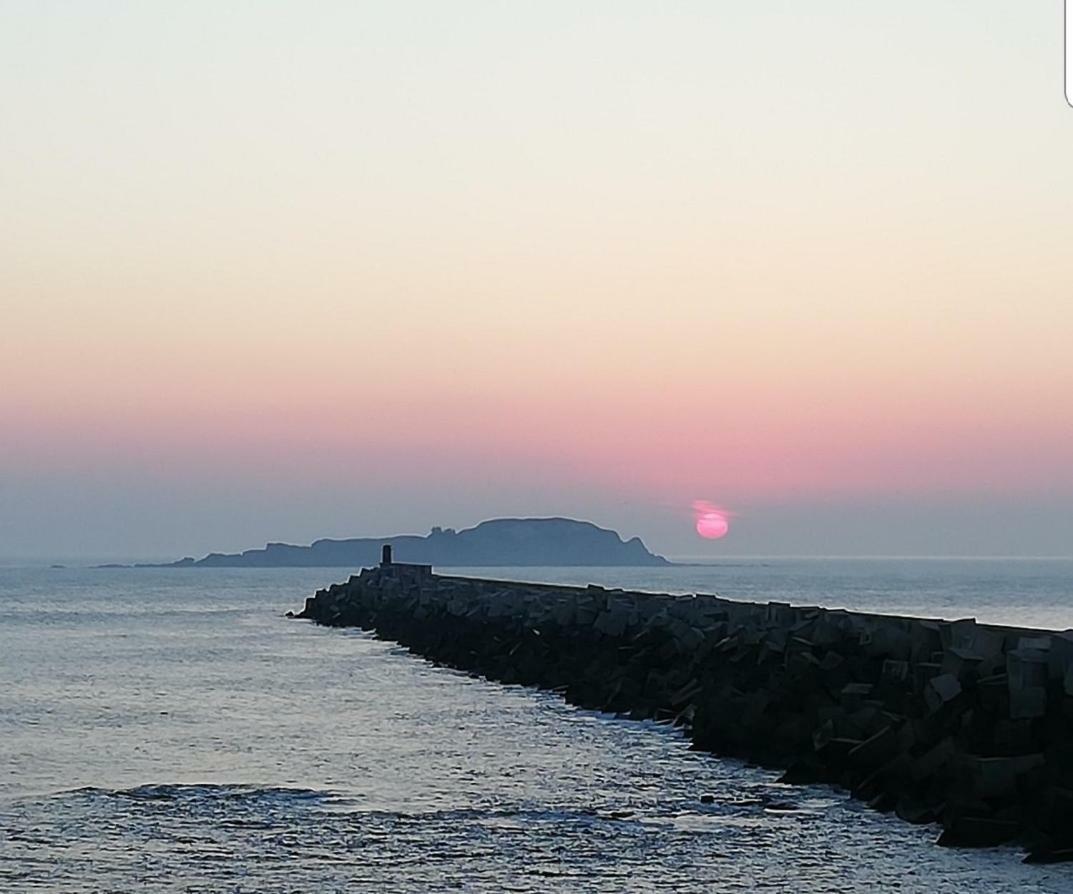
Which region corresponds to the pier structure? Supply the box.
[295,559,1073,861]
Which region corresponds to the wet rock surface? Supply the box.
[296,562,1073,862]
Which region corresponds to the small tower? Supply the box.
[381,543,393,566]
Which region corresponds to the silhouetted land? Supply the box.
[141,518,669,568]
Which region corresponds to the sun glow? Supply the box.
[693,500,731,540]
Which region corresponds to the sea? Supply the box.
[2,558,1072,893]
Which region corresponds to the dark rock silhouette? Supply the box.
[160,517,669,568]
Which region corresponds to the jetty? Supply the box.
[294,548,1073,862]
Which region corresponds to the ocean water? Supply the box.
[1,559,1072,893]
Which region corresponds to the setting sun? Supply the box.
[693,500,730,540]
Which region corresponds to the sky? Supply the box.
[2,1,1072,560]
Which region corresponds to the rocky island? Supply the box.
[160,517,669,568]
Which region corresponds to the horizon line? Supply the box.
[3,553,1073,568]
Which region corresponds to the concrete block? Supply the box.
[941,648,984,681]
[594,607,629,638]
[667,620,705,653]
[914,662,942,690]
[1008,648,1049,690]
[669,677,703,707]
[848,724,900,769]
[763,628,788,654]
[925,673,962,713]
[1048,633,1073,682]
[993,718,1035,754]
[912,737,956,781]
[810,616,846,648]
[910,622,943,662]
[971,754,1045,798]
[941,619,978,651]
[820,651,845,672]
[840,682,873,711]
[1010,685,1048,720]
[881,659,910,683]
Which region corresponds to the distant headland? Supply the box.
[129,518,670,568]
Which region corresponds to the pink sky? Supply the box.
[2,2,1072,558]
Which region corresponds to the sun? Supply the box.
[692,500,731,540]
[696,511,729,539]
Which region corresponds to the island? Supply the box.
[155,517,670,568]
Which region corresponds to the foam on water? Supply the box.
[1,561,1072,891]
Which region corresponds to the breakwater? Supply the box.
[294,558,1073,862]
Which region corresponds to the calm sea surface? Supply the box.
[2,559,1072,892]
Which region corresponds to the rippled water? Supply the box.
[2,560,1072,892]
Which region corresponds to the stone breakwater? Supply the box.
[294,561,1073,862]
